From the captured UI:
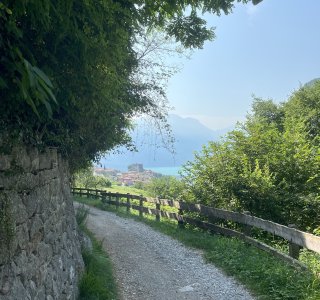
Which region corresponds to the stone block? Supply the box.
[38,148,58,171]
[52,280,59,299]
[21,191,38,219]
[35,286,45,300]
[15,172,40,191]
[18,155,31,173]
[44,266,53,293]
[48,148,58,168]
[39,169,58,186]
[28,148,39,173]
[0,249,8,266]
[31,157,40,173]
[0,156,11,171]
[12,147,32,172]
[27,253,41,278]
[0,279,10,296]
[9,278,27,299]
[37,242,52,263]
[39,153,51,170]
[28,280,37,299]
[11,193,28,225]
[15,224,29,250]
[35,184,50,214]
[13,250,28,277]
[29,215,43,239]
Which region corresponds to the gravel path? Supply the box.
[79,204,255,300]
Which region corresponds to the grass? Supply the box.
[76,205,118,300]
[113,185,149,196]
[96,184,149,196]
[74,196,320,300]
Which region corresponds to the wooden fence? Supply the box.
[72,187,320,269]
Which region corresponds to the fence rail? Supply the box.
[72,187,320,269]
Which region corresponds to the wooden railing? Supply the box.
[72,187,320,269]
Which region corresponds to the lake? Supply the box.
[146,166,182,177]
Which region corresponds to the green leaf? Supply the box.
[32,66,54,89]
[24,92,40,118]
[23,59,36,87]
[41,97,53,117]
[37,76,57,104]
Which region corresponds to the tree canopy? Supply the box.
[182,82,320,232]
[146,176,184,200]
[0,0,261,171]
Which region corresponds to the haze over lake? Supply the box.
[100,114,228,172]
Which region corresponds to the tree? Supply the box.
[284,81,320,141]
[1,0,145,171]
[248,98,285,131]
[146,176,185,200]
[182,85,320,231]
[73,167,112,189]
[0,0,262,172]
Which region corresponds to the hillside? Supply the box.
[99,114,229,170]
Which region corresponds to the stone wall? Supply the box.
[0,147,84,300]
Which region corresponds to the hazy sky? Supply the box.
[167,0,320,130]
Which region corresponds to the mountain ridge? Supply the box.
[99,114,229,170]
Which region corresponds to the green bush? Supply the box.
[182,88,320,231]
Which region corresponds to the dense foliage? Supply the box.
[0,0,147,171]
[182,82,320,232]
[0,0,259,171]
[146,176,184,200]
[73,167,112,189]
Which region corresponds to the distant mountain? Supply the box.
[169,114,217,139]
[99,114,229,170]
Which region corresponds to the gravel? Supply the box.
[79,204,255,300]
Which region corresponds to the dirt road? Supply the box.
[78,204,255,300]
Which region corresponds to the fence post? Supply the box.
[80,188,83,197]
[86,189,90,198]
[139,195,143,218]
[288,224,301,259]
[156,198,161,222]
[116,193,120,210]
[101,192,106,204]
[126,193,131,213]
[108,193,112,205]
[243,211,252,236]
[178,202,184,228]
[95,189,98,199]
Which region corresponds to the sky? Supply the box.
[166,0,320,130]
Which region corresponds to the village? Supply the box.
[94,163,162,186]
